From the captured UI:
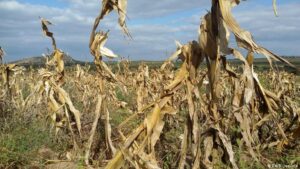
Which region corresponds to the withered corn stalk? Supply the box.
[85,0,130,165]
[39,18,82,141]
[103,0,299,168]
[1,0,299,168]
[0,64,25,100]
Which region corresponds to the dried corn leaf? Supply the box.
[165,62,188,90]
[100,61,118,81]
[145,104,162,151]
[234,112,258,161]
[178,125,189,169]
[41,17,53,37]
[116,0,130,36]
[91,32,115,60]
[105,124,145,168]
[219,16,231,56]
[183,41,203,81]
[200,13,217,60]
[105,108,116,155]
[40,17,57,50]
[48,89,61,131]
[149,105,176,149]
[219,0,295,69]
[52,50,64,74]
[85,95,102,165]
[105,151,125,169]
[252,72,275,114]
[56,85,82,136]
[100,0,130,36]
[221,56,238,78]
[160,46,182,70]
[244,52,254,104]
[213,127,239,169]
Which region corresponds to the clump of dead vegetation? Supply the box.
[0,0,300,168]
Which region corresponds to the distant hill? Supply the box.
[8,55,299,74]
[10,54,86,67]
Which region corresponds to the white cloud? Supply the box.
[0,0,299,62]
[0,1,23,10]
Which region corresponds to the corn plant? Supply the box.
[39,18,82,147]
[1,0,299,168]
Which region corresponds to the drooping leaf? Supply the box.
[40,17,57,50]
[100,0,130,37]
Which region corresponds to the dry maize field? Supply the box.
[1,0,300,168]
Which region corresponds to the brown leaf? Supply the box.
[219,0,295,69]
[56,85,82,136]
[214,127,239,169]
[105,108,117,155]
[40,17,57,50]
[85,95,103,165]
[165,62,188,90]
[100,0,130,37]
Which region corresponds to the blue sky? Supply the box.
[1,0,300,62]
